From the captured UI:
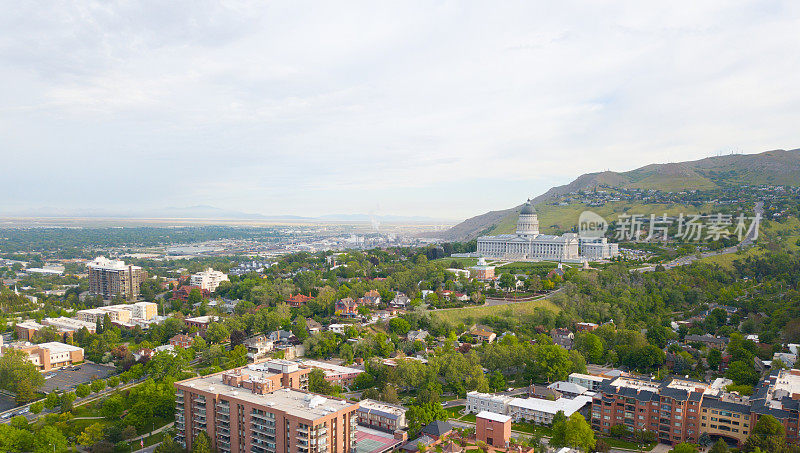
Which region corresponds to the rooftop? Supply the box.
[179,375,355,420]
[476,411,512,423]
[87,256,140,271]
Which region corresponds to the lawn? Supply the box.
[511,421,552,436]
[597,436,656,451]
[445,405,465,419]
[431,298,559,326]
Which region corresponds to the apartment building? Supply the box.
[356,399,407,432]
[588,375,797,446]
[15,317,96,341]
[467,391,514,415]
[87,256,147,299]
[190,268,229,293]
[2,341,84,372]
[129,302,159,320]
[568,372,608,392]
[186,316,218,336]
[174,361,357,453]
[297,360,363,387]
[467,390,591,425]
[76,306,132,324]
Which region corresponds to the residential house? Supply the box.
[390,293,411,309]
[170,334,193,349]
[285,294,314,308]
[551,328,574,349]
[306,318,323,334]
[684,334,729,351]
[335,298,358,317]
[408,330,429,343]
[470,329,496,343]
[172,285,210,301]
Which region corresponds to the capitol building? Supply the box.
[476,200,618,261]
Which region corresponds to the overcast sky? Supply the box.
[2,1,799,220]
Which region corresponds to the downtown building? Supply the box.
[175,359,359,453]
[591,370,800,446]
[86,256,147,300]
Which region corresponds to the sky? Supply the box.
[2,1,800,221]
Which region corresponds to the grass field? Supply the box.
[431,298,559,325]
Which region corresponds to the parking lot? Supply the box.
[0,394,16,413]
[39,362,117,393]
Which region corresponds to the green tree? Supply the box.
[550,413,595,452]
[78,422,106,446]
[292,317,309,342]
[708,348,722,371]
[30,401,44,414]
[0,349,45,403]
[191,430,213,453]
[206,322,230,344]
[709,439,729,453]
[60,391,76,413]
[646,325,675,349]
[91,379,107,393]
[75,384,91,398]
[670,443,698,453]
[525,344,571,383]
[575,332,604,363]
[34,426,68,453]
[743,414,786,452]
[499,273,516,291]
[389,318,411,336]
[406,402,448,436]
[308,369,334,395]
[44,391,60,409]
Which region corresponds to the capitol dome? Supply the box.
[520,199,536,215]
[516,199,539,236]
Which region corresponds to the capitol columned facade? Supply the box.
[476,200,618,261]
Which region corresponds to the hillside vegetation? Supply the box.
[441,148,800,240]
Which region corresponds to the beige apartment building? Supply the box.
[175,360,358,453]
[87,256,147,300]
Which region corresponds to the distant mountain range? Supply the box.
[0,204,449,224]
[440,148,800,241]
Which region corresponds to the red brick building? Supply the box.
[476,411,512,448]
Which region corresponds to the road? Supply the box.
[633,202,763,273]
[0,377,147,424]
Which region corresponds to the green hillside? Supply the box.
[443,148,800,240]
[487,200,715,235]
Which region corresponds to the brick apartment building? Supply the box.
[175,360,358,453]
[592,370,800,446]
[87,256,147,300]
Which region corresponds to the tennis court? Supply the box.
[355,427,403,453]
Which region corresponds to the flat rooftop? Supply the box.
[299,359,363,376]
[38,342,83,353]
[179,374,355,420]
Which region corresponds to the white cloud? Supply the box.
[1,1,799,219]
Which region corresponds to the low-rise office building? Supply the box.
[2,341,84,371]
